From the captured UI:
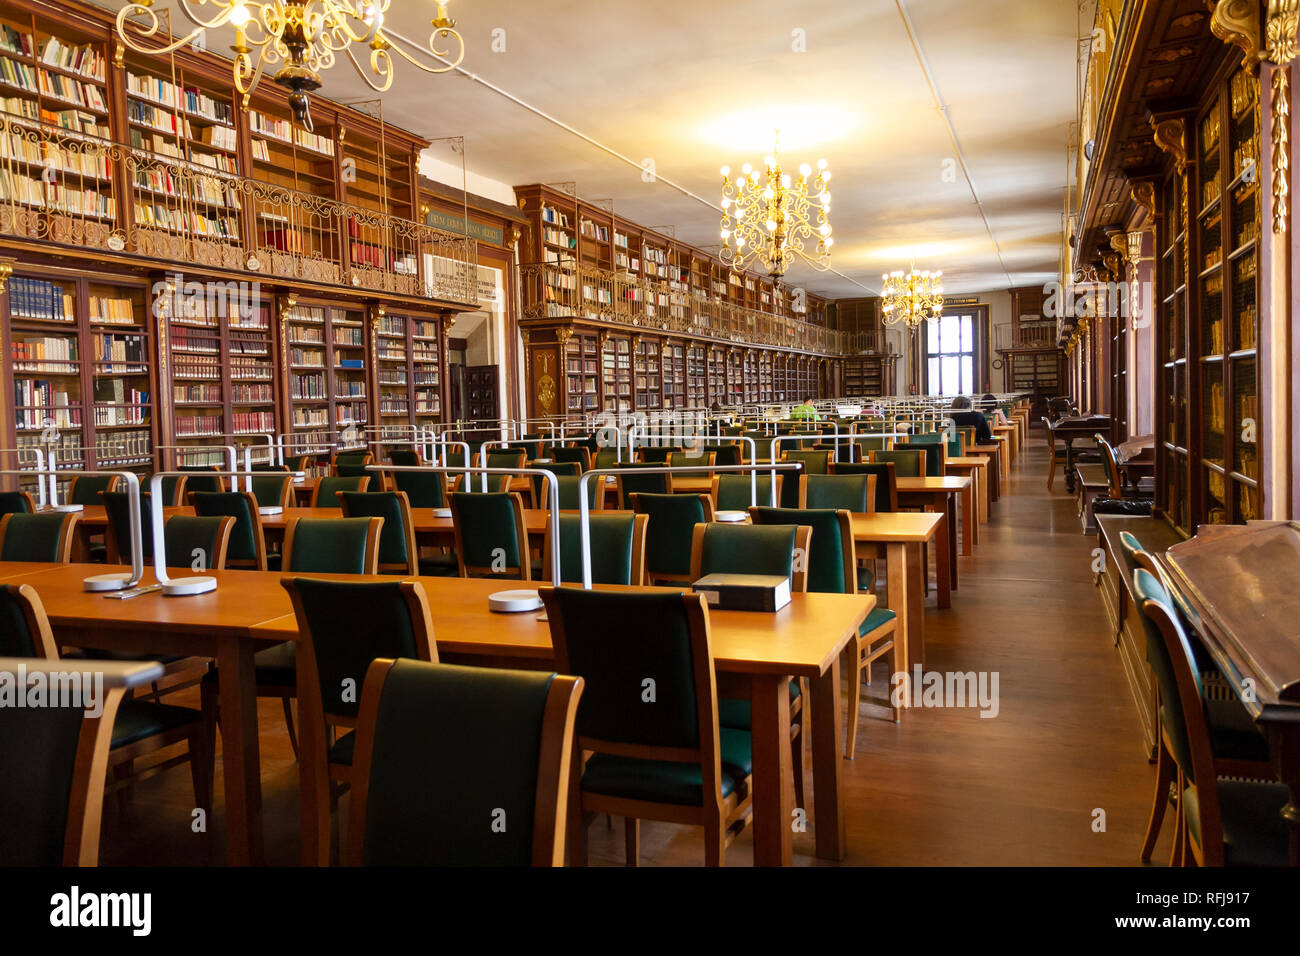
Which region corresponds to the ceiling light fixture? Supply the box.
[719,131,832,279]
[114,1,465,132]
[881,262,944,328]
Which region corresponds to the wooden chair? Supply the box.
[177,465,224,495]
[311,475,371,508]
[389,460,448,509]
[345,657,582,866]
[711,474,782,511]
[540,586,754,866]
[339,491,418,574]
[66,475,121,506]
[189,490,268,570]
[1043,417,1069,491]
[778,450,832,507]
[0,512,79,563]
[330,450,374,478]
[870,448,926,478]
[832,461,899,513]
[631,492,714,584]
[635,445,682,464]
[802,474,877,512]
[283,517,382,574]
[552,445,593,471]
[449,491,531,580]
[666,450,716,492]
[1134,570,1289,866]
[281,577,437,866]
[162,515,236,571]
[614,463,669,509]
[541,513,648,586]
[249,473,293,509]
[0,490,35,515]
[750,506,899,752]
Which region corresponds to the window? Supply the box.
[926,312,976,396]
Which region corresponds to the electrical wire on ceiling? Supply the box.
[384,26,877,295]
[894,0,1017,292]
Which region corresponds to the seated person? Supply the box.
[979,393,1012,426]
[948,395,993,444]
[789,397,822,422]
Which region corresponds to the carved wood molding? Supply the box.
[1129,179,1158,219]
[1211,0,1262,69]
[1150,117,1187,172]
[1265,1,1300,233]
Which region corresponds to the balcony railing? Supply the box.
[0,111,477,306]
[520,259,843,354]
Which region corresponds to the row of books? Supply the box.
[36,37,105,82]
[89,295,136,325]
[134,202,238,239]
[232,410,276,434]
[292,407,329,427]
[8,277,75,321]
[133,168,241,209]
[290,346,325,367]
[174,413,223,437]
[1,96,108,138]
[92,332,146,368]
[91,381,149,425]
[174,383,222,403]
[288,325,324,344]
[94,428,151,463]
[126,72,233,126]
[0,169,115,217]
[127,99,193,137]
[14,379,78,422]
[248,110,334,155]
[0,130,111,178]
[291,373,327,400]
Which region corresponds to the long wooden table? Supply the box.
[946,456,990,526]
[965,443,1002,501]
[899,474,973,562]
[13,562,869,868]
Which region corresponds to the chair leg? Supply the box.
[845,640,862,760]
[1046,457,1055,491]
[281,698,299,761]
[187,725,214,814]
[568,752,588,866]
[704,819,725,867]
[1140,739,1175,863]
[624,817,640,867]
[887,642,900,723]
[1169,772,1185,867]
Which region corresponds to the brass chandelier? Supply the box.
[881,264,944,328]
[719,133,832,278]
[114,1,465,131]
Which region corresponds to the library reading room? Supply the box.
[0,0,1298,912]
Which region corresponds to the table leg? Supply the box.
[216,636,264,866]
[1064,440,1077,494]
[975,467,989,524]
[944,496,959,587]
[932,514,952,608]
[884,542,910,700]
[748,673,794,866]
[905,542,926,665]
[960,483,974,556]
[809,653,846,861]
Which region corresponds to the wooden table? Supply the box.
[993,424,1018,464]
[1048,415,1111,493]
[946,457,990,526]
[899,474,973,562]
[965,443,1002,501]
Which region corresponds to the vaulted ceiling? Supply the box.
[104,0,1084,299]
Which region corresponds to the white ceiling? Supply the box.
[105,0,1081,299]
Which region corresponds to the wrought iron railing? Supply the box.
[520,259,844,354]
[0,111,478,306]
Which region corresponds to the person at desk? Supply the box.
[949,395,993,444]
[789,397,822,422]
[979,393,1012,426]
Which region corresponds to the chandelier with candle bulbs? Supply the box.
[114,1,465,131]
[719,133,832,278]
[881,264,944,328]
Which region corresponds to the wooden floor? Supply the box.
[100,430,1170,866]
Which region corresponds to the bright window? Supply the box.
[926,313,976,397]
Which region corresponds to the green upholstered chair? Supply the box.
[814,441,859,463]
[0,584,211,842]
[803,474,874,512]
[449,491,530,580]
[249,473,292,509]
[189,491,267,570]
[331,450,373,478]
[158,474,188,506]
[339,491,418,574]
[456,473,511,493]
[281,576,437,865]
[778,450,831,508]
[66,474,119,506]
[390,461,447,509]
[0,512,78,563]
[162,514,235,570]
[539,586,754,866]
[0,491,35,515]
[541,513,646,585]
[740,431,771,461]
[703,444,742,467]
[529,461,581,507]
[345,658,582,866]
[592,448,621,471]
[853,435,891,457]
[871,448,925,478]
[614,463,669,509]
[552,445,592,471]
[532,472,599,511]
[1133,569,1289,867]
[896,439,944,478]
[636,445,682,464]
[711,474,782,511]
[251,462,289,472]
[178,465,224,495]
[102,490,154,564]
[283,454,314,473]
[388,448,421,470]
[481,448,527,471]
[311,474,370,508]
[832,461,898,513]
[282,516,382,575]
[630,492,713,584]
[750,506,899,749]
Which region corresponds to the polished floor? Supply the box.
[100,430,1167,866]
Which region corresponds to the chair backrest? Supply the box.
[781,449,832,474]
[689,522,810,592]
[0,491,35,515]
[896,440,944,477]
[871,448,925,478]
[189,491,266,569]
[552,446,592,471]
[703,444,742,467]
[803,473,875,513]
[311,475,371,508]
[332,450,374,478]
[178,465,224,495]
[283,454,314,473]
[163,514,236,571]
[830,461,898,512]
[283,516,383,574]
[532,473,599,511]
[592,449,621,471]
[250,473,292,509]
[66,475,119,506]
[711,474,782,511]
[631,493,713,580]
[636,446,681,464]
[157,475,188,507]
[1095,434,1123,498]
[449,491,530,579]
[346,658,581,866]
[339,491,417,573]
[389,449,421,469]
[541,587,723,794]
[391,464,446,509]
[749,506,855,594]
[0,513,78,563]
[615,464,669,508]
[668,450,715,469]
[0,582,58,657]
[102,490,154,563]
[542,513,647,585]
[281,578,435,734]
[482,449,527,471]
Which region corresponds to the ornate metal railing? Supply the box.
[0,111,478,306]
[520,259,844,354]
